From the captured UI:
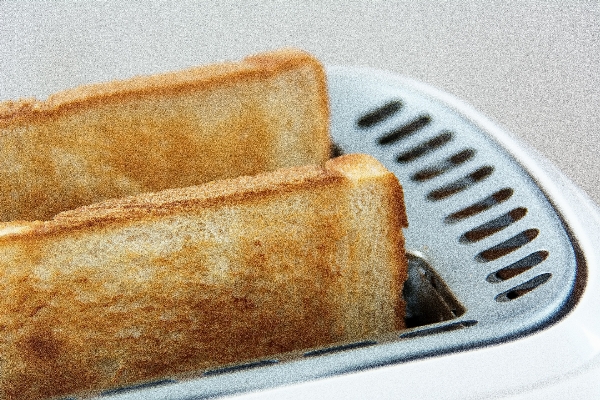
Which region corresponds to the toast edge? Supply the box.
[0,48,326,127]
[0,154,405,240]
[326,154,408,228]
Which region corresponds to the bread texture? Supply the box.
[0,48,330,222]
[0,154,407,400]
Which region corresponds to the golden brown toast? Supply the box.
[0,48,330,222]
[0,154,407,400]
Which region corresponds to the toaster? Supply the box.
[72,66,600,399]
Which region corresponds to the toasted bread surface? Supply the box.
[0,154,407,400]
[0,48,330,222]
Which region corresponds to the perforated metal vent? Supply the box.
[329,67,578,338]
[98,67,581,400]
[350,98,556,308]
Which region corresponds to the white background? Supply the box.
[1,1,598,203]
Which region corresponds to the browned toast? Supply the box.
[0,154,407,400]
[0,48,330,222]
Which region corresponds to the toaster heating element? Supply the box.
[96,67,598,400]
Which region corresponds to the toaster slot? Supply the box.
[96,66,582,400]
[403,252,465,328]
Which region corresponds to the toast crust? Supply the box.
[0,155,408,239]
[0,49,325,126]
[0,154,407,399]
[0,163,345,239]
[0,48,331,222]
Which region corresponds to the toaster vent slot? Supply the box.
[445,188,514,223]
[204,360,279,376]
[399,320,478,339]
[495,273,552,302]
[304,340,377,357]
[378,115,431,145]
[460,207,527,243]
[487,251,549,283]
[100,379,177,396]
[396,131,453,163]
[357,100,402,128]
[427,166,494,201]
[476,229,539,262]
[412,148,475,182]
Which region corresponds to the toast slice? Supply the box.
[0,48,330,222]
[0,154,408,400]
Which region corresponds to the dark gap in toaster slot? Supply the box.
[399,320,478,339]
[100,379,177,396]
[412,148,475,181]
[357,100,403,128]
[495,273,552,302]
[396,131,453,163]
[445,188,513,223]
[476,229,539,262]
[304,340,377,357]
[330,142,345,158]
[203,359,279,376]
[427,166,494,201]
[460,207,527,243]
[403,253,465,328]
[487,250,549,283]
[378,115,431,145]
